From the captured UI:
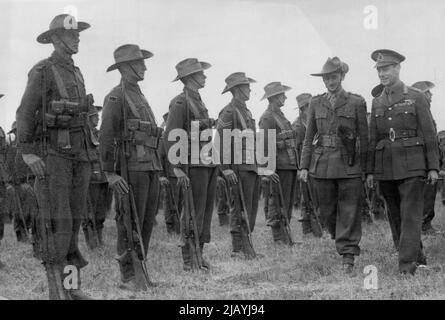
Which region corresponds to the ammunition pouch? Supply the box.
[199,118,216,130]
[127,119,163,150]
[277,130,298,165]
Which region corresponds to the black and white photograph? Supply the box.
[1,0,445,303]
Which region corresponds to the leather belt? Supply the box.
[319,135,338,147]
[383,129,417,142]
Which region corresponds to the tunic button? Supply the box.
[388,107,392,111]
[388,117,392,120]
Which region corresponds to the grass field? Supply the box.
[1,196,445,300]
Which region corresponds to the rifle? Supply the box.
[115,82,153,290]
[301,180,323,238]
[236,171,257,258]
[13,186,30,241]
[363,182,375,224]
[39,65,70,299]
[83,193,100,249]
[276,182,295,245]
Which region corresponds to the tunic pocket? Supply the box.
[402,137,426,171]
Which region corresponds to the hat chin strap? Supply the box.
[129,64,143,81]
[59,37,76,55]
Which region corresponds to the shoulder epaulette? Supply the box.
[407,86,423,93]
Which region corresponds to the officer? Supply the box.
[217,72,260,258]
[83,105,110,248]
[366,49,439,275]
[164,58,217,271]
[259,82,299,245]
[300,57,369,273]
[16,14,96,299]
[100,44,162,289]
[159,112,181,235]
[411,81,440,234]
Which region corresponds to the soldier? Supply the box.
[411,81,441,234]
[300,57,369,273]
[82,105,110,249]
[217,72,260,258]
[100,44,162,289]
[259,82,299,245]
[159,112,181,235]
[366,49,439,275]
[16,14,96,299]
[292,93,318,235]
[164,58,217,271]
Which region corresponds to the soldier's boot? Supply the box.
[65,269,94,300]
[31,235,41,260]
[166,223,176,235]
[301,219,312,235]
[342,254,354,275]
[45,264,71,300]
[230,233,244,259]
[16,229,29,243]
[416,248,427,266]
[97,228,104,246]
[218,213,229,227]
[271,225,286,244]
[422,221,440,235]
[181,245,193,272]
[199,243,211,270]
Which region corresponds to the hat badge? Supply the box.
[377,53,384,62]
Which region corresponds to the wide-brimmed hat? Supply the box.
[222,72,256,94]
[173,58,211,82]
[371,49,405,68]
[371,84,384,98]
[37,14,90,44]
[411,81,435,93]
[106,44,153,72]
[261,82,291,101]
[311,57,349,76]
[295,93,312,109]
[7,121,16,134]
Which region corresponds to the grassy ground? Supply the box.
[1,197,445,300]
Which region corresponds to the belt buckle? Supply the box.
[389,128,395,142]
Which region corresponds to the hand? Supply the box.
[22,154,45,177]
[268,173,280,184]
[427,170,439,184]
[173,167,190,189]
[105,172,129,195]
[159,176,170,187]
[366,174,374,189]
[299,169,308,183]
[439,170,445,177]
[222,169,238,185]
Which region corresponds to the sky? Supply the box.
[0,0,444,132]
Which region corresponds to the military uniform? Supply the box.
[259,83,299,244]
[100,77,162,282]
[16,16,96,298]
[217,96,260,254]
[0,124,6,268]
[165,83,217,266]
[368,81,439,272]
[301,82,368,265]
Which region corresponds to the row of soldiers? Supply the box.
[1,13,444,299]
